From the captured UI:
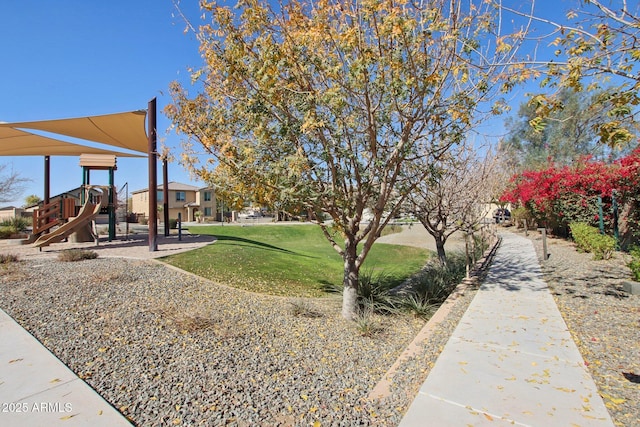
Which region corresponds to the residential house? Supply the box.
[131,182,216,222]
[0,206,26,222]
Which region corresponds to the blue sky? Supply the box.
[0,1,621,206]
[0,1,204,205]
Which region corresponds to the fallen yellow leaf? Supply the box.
[60,414,77,421]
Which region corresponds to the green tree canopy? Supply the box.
[500,88,618,169]
[501,0,640,148]
[23,194,42,207]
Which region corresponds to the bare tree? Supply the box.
[407,144,500,266]
[0,164,28,204]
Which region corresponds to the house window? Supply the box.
[204,191,212,202]
[176,191,186,202]
[157,190,163,202]
[204,207,212,216]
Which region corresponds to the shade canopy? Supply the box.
[0,126,143,157]
[0,110,148,155]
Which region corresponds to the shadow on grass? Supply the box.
[214,235,315,258]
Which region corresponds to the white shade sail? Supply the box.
[0,110,148,155]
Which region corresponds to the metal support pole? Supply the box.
[44,156,50,205]
[178,212,182,241]
[81,167,87,205]
[108,167,115,242]
[148,97,158,251]
[597,195,605,234]
[163,158,169,236]
[123,182,129,241]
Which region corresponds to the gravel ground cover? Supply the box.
[1,228,636,426]
[0,257,441,426]
[521,230,640,427]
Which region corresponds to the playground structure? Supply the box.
[32,186,109,248]
[31,154,118,248]
[0,100,162,252]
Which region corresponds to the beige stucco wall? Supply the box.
[0,207,24,222]
[131,191,148,217]
[131,188,216,222]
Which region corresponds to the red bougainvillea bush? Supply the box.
[501,147,640,241]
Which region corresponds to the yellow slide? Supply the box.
[33,199,104,248]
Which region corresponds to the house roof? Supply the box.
[131,181,202,194]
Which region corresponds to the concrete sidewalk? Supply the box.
[399,232,614,426]
[0,310,131,426]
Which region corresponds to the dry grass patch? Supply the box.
[58,249,98,262]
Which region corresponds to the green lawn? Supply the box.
[161,224,431,297]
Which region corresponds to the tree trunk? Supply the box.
[341,240,360,320]
[434,234,447,267]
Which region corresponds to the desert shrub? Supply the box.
[570,222,616,260]
[401,252,466,317]
[169,218,178,229]
[354,306,385,337]
[0,217,30,233]
[139,217,149,225]
[511,206,535,229]
[58,249,98,262]
[356,269,399,314]
[570,222,593,252]
[402,294,437,319]
[0,253,19,264]
[0,226,13,239]
[628,246,640,281]
[288,299,322,318]
[589,233,616,260]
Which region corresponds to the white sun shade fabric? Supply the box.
[0,110,148,155]
[0,126,143,157]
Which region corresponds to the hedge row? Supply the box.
[569,222,616,260]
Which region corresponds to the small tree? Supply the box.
[167,0,529,319]
[407,144,500,266]
[23,194,42,207]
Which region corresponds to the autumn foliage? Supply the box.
[501,148,640,236]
